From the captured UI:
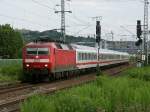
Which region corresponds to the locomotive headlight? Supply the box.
[44,64,48,67]
[26,64,30,67]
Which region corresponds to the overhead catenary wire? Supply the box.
[64,0,92,30]
[66,14,91,27]
[73,25,92,36]
[68,6,91,25]
[72,13,90,25]
[2,0,56,21]
[31,0,55,10]
[0,0,60,31]
[0,13,56,30]
[65,5,92,29]
[0,0,144,38]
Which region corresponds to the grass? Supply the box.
[21,66,150,112]
[0,59,22,67]
[0,59,23,82]
[122,66,150,81]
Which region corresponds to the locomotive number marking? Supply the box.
[34,59,40,62]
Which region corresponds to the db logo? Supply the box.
[36,56,39,59]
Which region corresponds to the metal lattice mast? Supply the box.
[61,0,65,42]
[143,0,149,65]
[55,0,72,42]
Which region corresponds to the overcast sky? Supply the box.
[0,0,145,40]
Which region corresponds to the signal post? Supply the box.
[96,20,101,75]
[136,20,143,67]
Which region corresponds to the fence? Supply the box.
[0,59,22,67]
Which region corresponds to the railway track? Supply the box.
[0,82,21,90]
[104,63,133,76]
[0,84,34,95]
[0,63,134,112]
[0,75,96,112]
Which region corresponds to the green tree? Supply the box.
[0,24,23,59]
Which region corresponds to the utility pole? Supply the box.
[55,0,72,42]
[143,0,149,65]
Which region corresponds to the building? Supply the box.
[106,41,139,54]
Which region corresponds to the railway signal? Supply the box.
[96,21,101,43]
[135,20,142,46]
[135,38,143,46]
[96,20,101,76]
[137,20,142,38]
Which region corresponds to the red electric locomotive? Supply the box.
[23,42,76,80]
[23,41,129,81]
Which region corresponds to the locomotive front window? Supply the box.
[26,48,37,55]
[26,48,49,55]
[38,48,49,55]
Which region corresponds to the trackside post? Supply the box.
[96,21,101,76]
